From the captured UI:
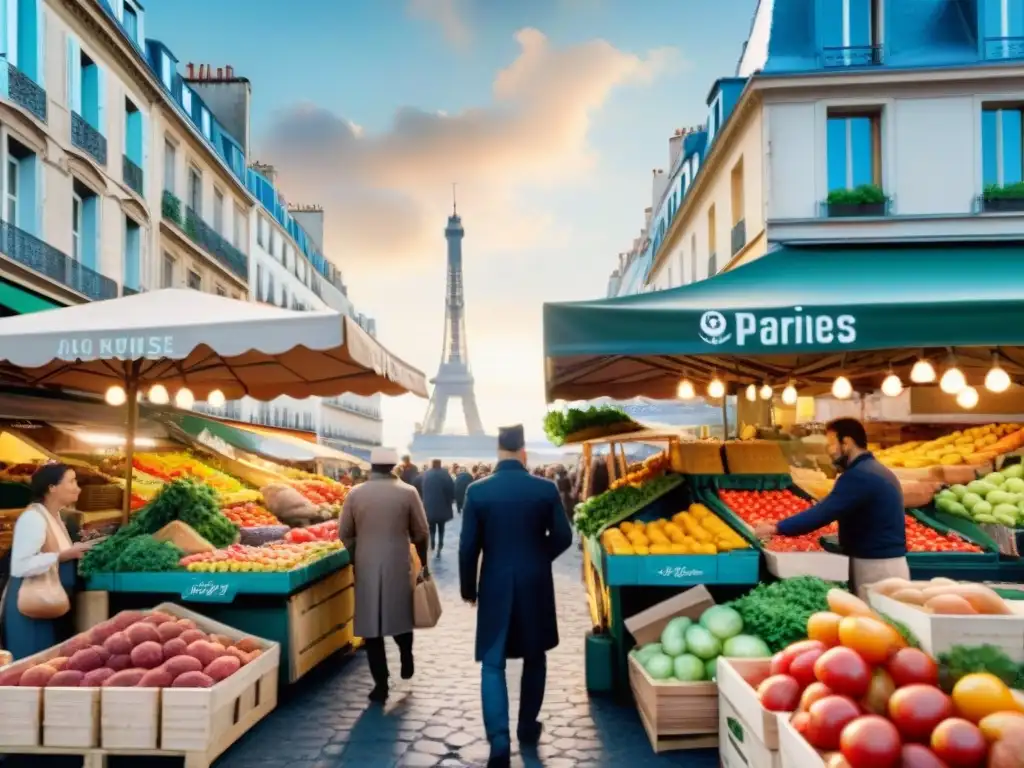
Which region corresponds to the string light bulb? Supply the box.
[175,388,195,410]
[832,375,853,400]
[759,383,772,400]
[147,384,169,405]
[207,390,226,408]
[104,386,126,406]
[910,359,936,384]
[745,384,757,402]
[881,372,903,398]
[940,366,966,395]
[677,379,695,400]
[707,378,726,399]
[956,385,979,410]
[782,382,798,405]
[985,359,1011,393]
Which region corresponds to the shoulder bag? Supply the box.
[17,507,70,620]
[413,567,443,629]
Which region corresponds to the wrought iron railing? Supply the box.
[821,45,883,68]
[984,37,1024,61]
[730,219,746,256]
[122,155,143,196]
[322,396,383,421]
[161,190,182,223]
[122,285,143,296]
[0,220,117,300]
[6,62,46,122]
[71,112,107,166]
[184,207,249,281]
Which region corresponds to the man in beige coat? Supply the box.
[340,447,430,703]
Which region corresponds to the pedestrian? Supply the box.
[339,447,430,703]
[454,463,474,514]
[398,454,419,486]
[753,417,908,598]
[555,466,574,526]
[421,458,455,556]
[459,425,573,768]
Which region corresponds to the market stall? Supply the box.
[543,243,1024,752]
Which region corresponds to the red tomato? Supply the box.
[930,718,987,767]
[773,640,827,676]
[840,715,903,768]
[807,696,863,751]
[861,669,896,716]
[791,648,826,689]
[888,649,940,689]
[801,682,836,712]
[899,743,951,768]
[757,675,802,713]
[889,685,955,743]
[815,647,872,699]
[793,711,811,736]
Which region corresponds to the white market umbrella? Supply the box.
[0,289,427,519]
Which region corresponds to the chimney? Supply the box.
[668,133,684,169]
[187,62,194,78]
[189,66,253,155]
[289,205,325,252]
[250,161,277,184]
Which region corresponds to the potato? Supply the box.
[81,668,115,687]
[0,667,24,686]
[88,621,118,646]
[102,669,147,687]
[67,648,104,673]
[107,654,131,672]
[90,646,110,665]
[125,623,160,646]
[175,618,197,631]
[162,638,188,658]
[204,656,240,682]
[179,629,207,645]
[46,656,69,672]
[138,668,174,688]
[157,622,185,642]
[171,671,214,688]
[130,642,164,670]
[244,650,263,664]
[47,670,85,687]
[103,632,133,656]
[234,638,261,654]
[20,665,57,687]
[209,634,233,647]
[57,635,92,658]
[143,611,175,626]
[185,641,222,668]
[224,647,247,665]
[110,611,145,631]
[162,656,203,678]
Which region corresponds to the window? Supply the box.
[122,2,139,42]
[730,157,745,225]
[5,156,18,226]
[73,180,99,270]
[677,250,686,286]
[826,108,882,191]
[71,192,82,262]
[181,87,192,117]
[124,98,143,172]
[124,217,141,291]
[257,216,267,247]
[985,0,1024,58]
[982,105,1024,188]
[821,0,882,65]
[215,284,226,296]
[163,140,176,193]
[234,205,246,250]
[188,165,201,213]
[187,269,201,291]
[213,188,224,234]
[270,230,280,260]
[78,50,101,130]
[255,263,263,301]
[160,53,172,89]
[707,205,717,276]
[200,108,211,139]
[690,234,697,283]
[162,252,175,287]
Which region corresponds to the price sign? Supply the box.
[180,578,238,603]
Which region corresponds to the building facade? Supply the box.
[612,0,1024,294]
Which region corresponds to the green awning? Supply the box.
[0,280,60,314]
[544,243,1024,401]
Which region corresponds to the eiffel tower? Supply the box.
[411,193,494,458]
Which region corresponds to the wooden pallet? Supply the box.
[0,744,222,767]
[287,564,355,681]
[636,704,719,754]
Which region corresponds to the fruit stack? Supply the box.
[601,503,749,555]
[179,540,342,573]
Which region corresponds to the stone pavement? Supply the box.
[216,526,721,768]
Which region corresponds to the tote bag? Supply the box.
[17,508,70,620]
[413,571,442,629]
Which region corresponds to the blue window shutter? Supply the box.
[111,0,123,21]
[983,110,1000,186]
[140,110,148,196]
[1009,0,1024,36]
[848,0,871,47]
[96,65,106,135]
[1001,109,1023,185]
[826,117,849,190]
[986,0,1004,38]
[66,36,81,113]
[820,1,844,48]
[849,116,873,186]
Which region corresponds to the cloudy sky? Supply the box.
[149,0,758,447]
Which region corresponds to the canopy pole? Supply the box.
[121,361,142,525]
[721,396,730,440]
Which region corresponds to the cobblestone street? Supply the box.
[216,527,721,767]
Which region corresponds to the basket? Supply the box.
[723,441,789,474]
[75,484,124,512]
[669,442,724,474]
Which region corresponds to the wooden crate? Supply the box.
[44,687,100,748]
[628,655,718,752]
[287,564,355,681]
[101,688,160,749]
[0,686,43,747]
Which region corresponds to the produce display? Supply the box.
[600,503,749,555]
[284,519,338,543]
[871,576,1016,616]
[631,604,769,683]
[877,423,1023,468]
[936,465,1024,527]
[180,540,342,573]
[573,474,682,537]
[131,452,245,494]
[609,452,669,491]
[223,503,281,528]
[727,576,838,653]
[543,405,637,446]
[767,588,1024,767]
[0,609,263,688]
[288,479,348,511]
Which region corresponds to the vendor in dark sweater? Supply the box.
[753,417,908,598]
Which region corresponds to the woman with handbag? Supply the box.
[1,464,95,660]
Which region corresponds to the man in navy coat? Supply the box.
[459,425,574,768]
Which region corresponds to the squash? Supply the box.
[919,584,1012,615]
[827,589,876,618]
[890,588,928,606]
[152,521,215,554]
[871,577,914,597]
[924,594,977,615]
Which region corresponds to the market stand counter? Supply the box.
[78,548,353,685]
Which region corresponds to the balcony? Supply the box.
[122,155,143,196]
[71,112,108,166]
[0,220,117,301]
[730,219,746,256]
[4,62,46,122]
[122,285,143,297]
[323,396,383,421]
[161,191,249,282]
[821,45,883,68]
[984,37,1024,61]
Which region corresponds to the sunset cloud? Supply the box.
[407,0,472,48]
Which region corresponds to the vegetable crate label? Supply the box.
[180,578,239,603]
[640,556,718,586]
